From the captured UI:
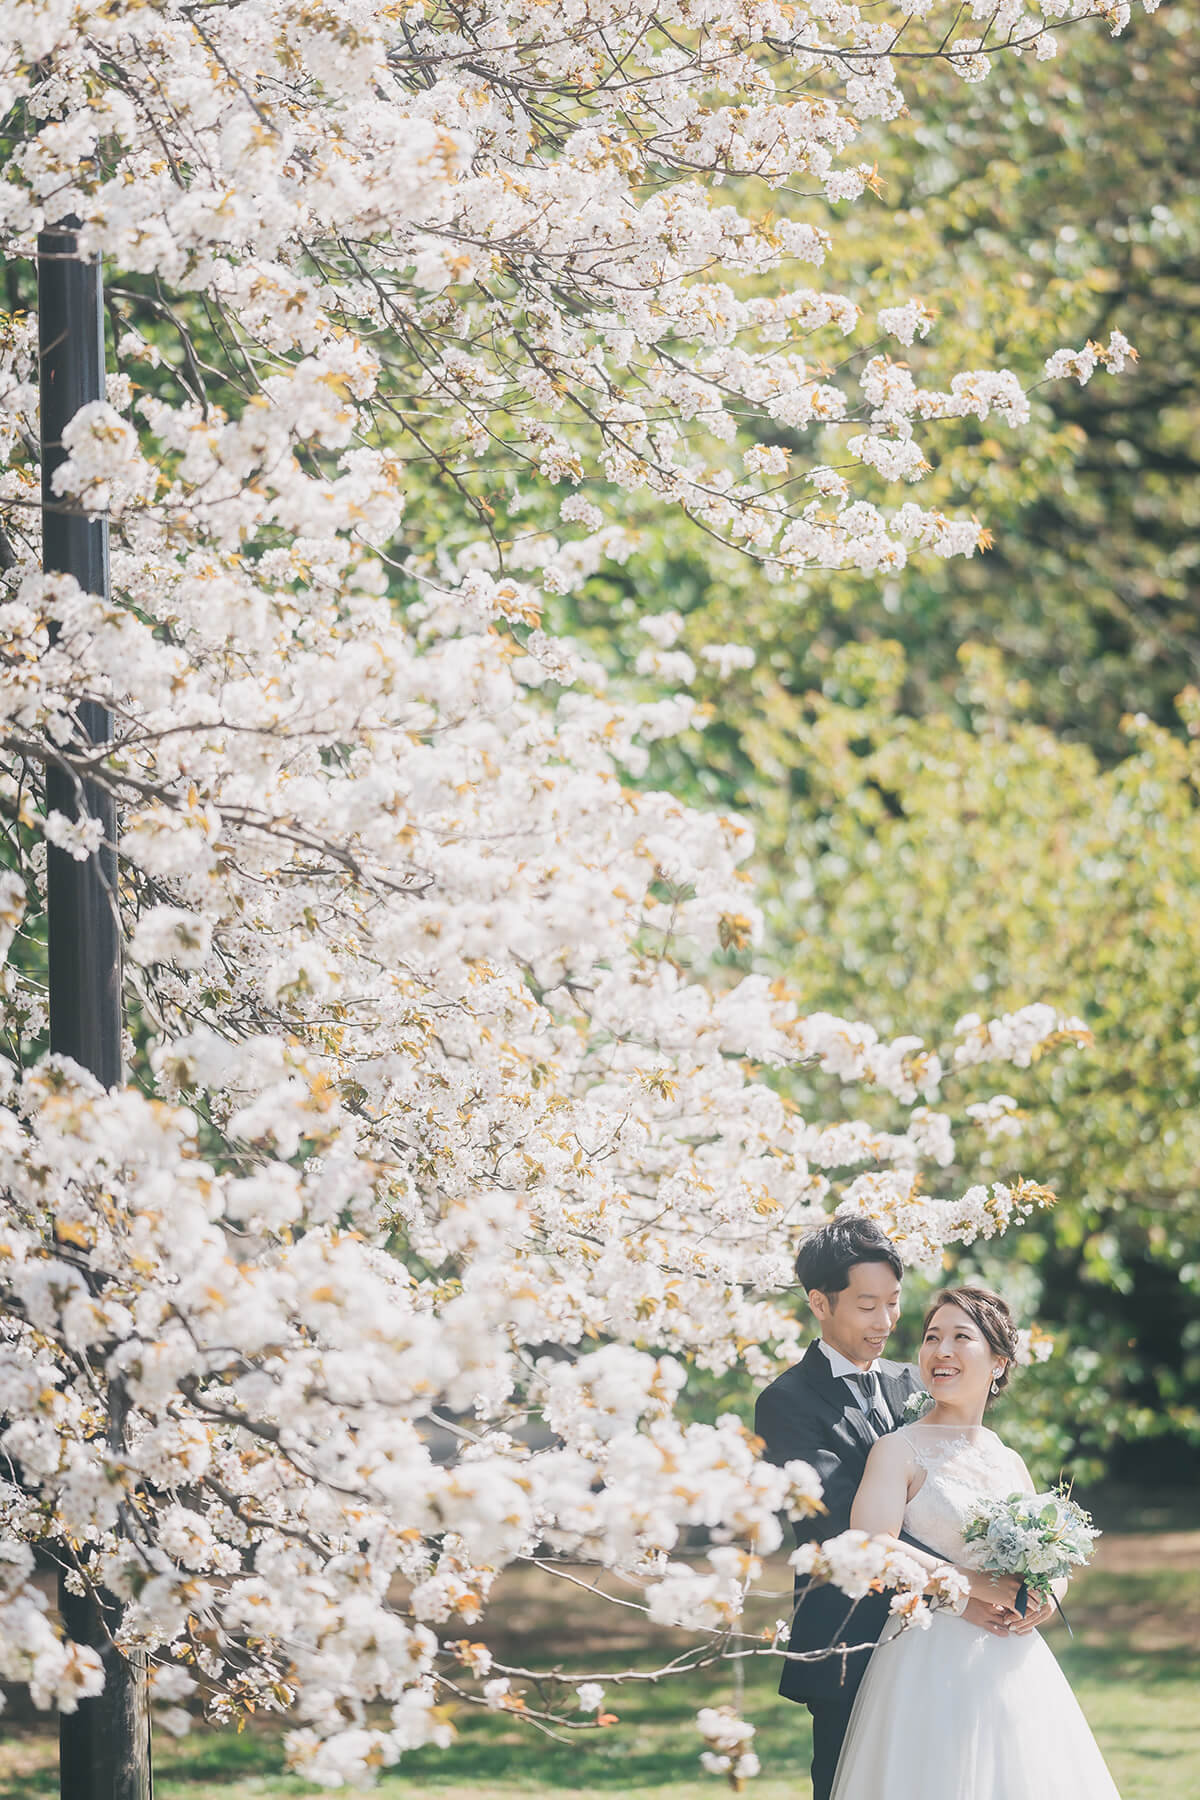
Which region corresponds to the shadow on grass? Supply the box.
[0,1663,814,1799]
[388,1660,814,1794]
[1058,1644,1200,1687]
[3,1639,1196,1798]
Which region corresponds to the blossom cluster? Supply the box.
[833,1174,1059,1272]
[0,1541,104,1714]
[789,1530,969,1626]
[696,1705,761,1785]
[953,1006,1092,1070]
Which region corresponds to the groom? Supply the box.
[754,1217,1016,1800]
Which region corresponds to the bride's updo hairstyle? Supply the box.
[922,1285,1020,1404]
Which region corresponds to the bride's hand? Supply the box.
[962,1595,1019,1636]
[968,1569,1024,1611]
[1010,1591,1057,1635]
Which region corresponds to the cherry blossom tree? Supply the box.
[0,0,1146,1786]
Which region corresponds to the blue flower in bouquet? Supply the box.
[983,1518,1028,1567]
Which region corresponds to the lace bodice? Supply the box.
[901,1424,1031,1564]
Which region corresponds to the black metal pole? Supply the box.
[39,223,152,1800]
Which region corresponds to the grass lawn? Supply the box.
[3,1540,1197,1798]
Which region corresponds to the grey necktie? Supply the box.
[849,1370,891,1436]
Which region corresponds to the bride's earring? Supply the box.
[990,1370,1001,1394]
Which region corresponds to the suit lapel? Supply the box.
[877,1360,920,1430]
[796,1340,847,1419]
[798,1341,878,1449]
[841,1400,879,1453]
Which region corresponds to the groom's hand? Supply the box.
[962,1596,1020,1637]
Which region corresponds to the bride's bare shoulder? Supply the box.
[868,1427,918,1466]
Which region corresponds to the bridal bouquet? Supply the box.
[963,1489,1099,1619]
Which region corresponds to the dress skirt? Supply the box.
[830,1609,1121,1800]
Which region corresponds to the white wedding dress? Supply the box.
[830,1423,1121,1800]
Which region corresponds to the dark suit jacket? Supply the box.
[754,1341,923,1703]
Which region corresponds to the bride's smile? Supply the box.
[919,1303,1010,1426]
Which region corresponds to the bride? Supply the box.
[830,1284,1121,1800]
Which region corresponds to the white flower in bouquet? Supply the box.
[902,1389,933,1422]
[1025,1541,1063,1577]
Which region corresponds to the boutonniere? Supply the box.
[902,1389,933,1423]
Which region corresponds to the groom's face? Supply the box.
[811,1259,903,1368]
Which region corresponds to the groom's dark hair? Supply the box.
[794,1216,903,1295]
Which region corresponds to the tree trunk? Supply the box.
[39,222,152,1800]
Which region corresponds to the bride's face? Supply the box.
[919,1304,1002,1412]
